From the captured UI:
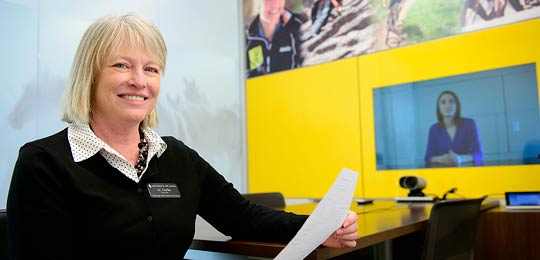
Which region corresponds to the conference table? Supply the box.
[190,198,540,260]
[189,199,474,259]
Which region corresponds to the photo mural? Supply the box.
[244,0,540,78]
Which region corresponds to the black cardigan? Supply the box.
[7,128,307,259]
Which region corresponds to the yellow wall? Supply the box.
[246,57,362,197]
[247,19,540,198]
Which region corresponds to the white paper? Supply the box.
[274,168,359,260]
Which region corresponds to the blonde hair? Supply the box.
[61,13,167,128]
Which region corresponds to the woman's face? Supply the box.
[259,0,285,26]
[438,93,457,118]
[92,43,160,127]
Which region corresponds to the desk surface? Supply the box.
[475,202,540,260]
[191,199,500,259]
[190,200,432,259]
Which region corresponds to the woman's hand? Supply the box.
[447,150,462,165]
[322,210,359,248]
[432,152,459,166]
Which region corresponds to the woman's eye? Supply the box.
[145,67,159,74]
[113,63,128,69]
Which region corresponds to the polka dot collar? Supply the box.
[68,124,167,182]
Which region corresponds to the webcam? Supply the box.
[399,176,427,197]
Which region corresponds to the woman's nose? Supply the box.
[129,68,147,88]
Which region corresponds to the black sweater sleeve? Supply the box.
[189,147,308,243]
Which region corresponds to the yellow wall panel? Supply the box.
[359,19,540,198]
[246,57,363,197]
[246,19,540,199]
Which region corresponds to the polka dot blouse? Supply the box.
[68,124,167,183]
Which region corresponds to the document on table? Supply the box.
[274,168,359,260]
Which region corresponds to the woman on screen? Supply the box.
[425,90,484,167]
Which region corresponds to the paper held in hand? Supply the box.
[274,168,359,260]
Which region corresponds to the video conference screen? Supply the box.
[373,63,540,170]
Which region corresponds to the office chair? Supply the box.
[242,192,286,209]
[422,197,485,260]
[0,209,7,260]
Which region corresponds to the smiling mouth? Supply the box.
[120,95,146,101]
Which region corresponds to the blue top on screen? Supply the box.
[425,118,484,167]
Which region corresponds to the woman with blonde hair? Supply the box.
[7,13,359,259]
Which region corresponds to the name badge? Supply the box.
[279,46,292,53]
[147,183,181,198]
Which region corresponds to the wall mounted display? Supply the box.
[243,0,540,78]
[373,63,540,170]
